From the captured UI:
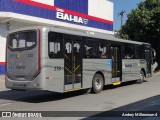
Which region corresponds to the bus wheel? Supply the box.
[137,70,145,84]
[91,74,104,94]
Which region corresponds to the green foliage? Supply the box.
[120,0,160,69]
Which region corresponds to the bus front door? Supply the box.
[64,40,82,91]
[111,46,122,84]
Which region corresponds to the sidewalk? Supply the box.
[153,71,160,76]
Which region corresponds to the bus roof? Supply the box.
[8,26,149,46]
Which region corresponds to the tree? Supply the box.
[120,0,160,70]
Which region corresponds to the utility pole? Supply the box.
[118,10,126,28]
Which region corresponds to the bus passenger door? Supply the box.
[111,46,122,84]
[64,40,82,91]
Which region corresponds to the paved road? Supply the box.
[0,73,160,120]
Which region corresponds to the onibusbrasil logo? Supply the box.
[1,112,42,118]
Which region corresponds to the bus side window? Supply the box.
[48,32,63,59]
[83,38,98,58]
[124,44,135,59]
[98,42,109,59]
[49,51,54,58]
[135,46,140,59]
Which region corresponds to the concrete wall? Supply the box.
[88,0,113,21]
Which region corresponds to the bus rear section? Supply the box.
[5,30,41,90]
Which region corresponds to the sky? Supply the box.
[111,0,145,30]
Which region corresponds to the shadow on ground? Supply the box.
[83,94,160,120]
[0,90,87,103]
[0,80,143,103]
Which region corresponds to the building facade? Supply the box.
[0,0,113,74]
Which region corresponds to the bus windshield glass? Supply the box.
[8,30,37,50]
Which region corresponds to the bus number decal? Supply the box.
[54,66,62,71]
[28,53,33,58]
[16,66,25,69]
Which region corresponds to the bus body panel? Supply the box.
[5,26,154,93]
[6,48,38,81]
[122,59,146,82]
[40,28,65,92]
[83,59,112,88]
[5,30,40,90]
[42,59,64,93]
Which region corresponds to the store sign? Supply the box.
[56,9,88,25]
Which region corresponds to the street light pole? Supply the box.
[118,10,126,28]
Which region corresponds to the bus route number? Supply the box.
[54,66,61,71]
[28,53,33,58]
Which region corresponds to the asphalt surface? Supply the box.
[0,73,160,120]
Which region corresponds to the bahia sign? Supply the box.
[56,9,89,25]
[0,0,113,32]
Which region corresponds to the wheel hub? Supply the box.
[95,79,101,89]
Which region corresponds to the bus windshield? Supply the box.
[7,30,37,50]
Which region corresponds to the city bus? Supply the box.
[5,26,155,93]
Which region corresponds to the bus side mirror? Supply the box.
[152,48,156,60]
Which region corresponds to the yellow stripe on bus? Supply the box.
[112,81,121,85]
[64,88,80,92]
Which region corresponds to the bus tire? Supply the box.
[137,70,145,84]
[91,74,104,94]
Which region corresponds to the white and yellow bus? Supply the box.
[5,26,155,93]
